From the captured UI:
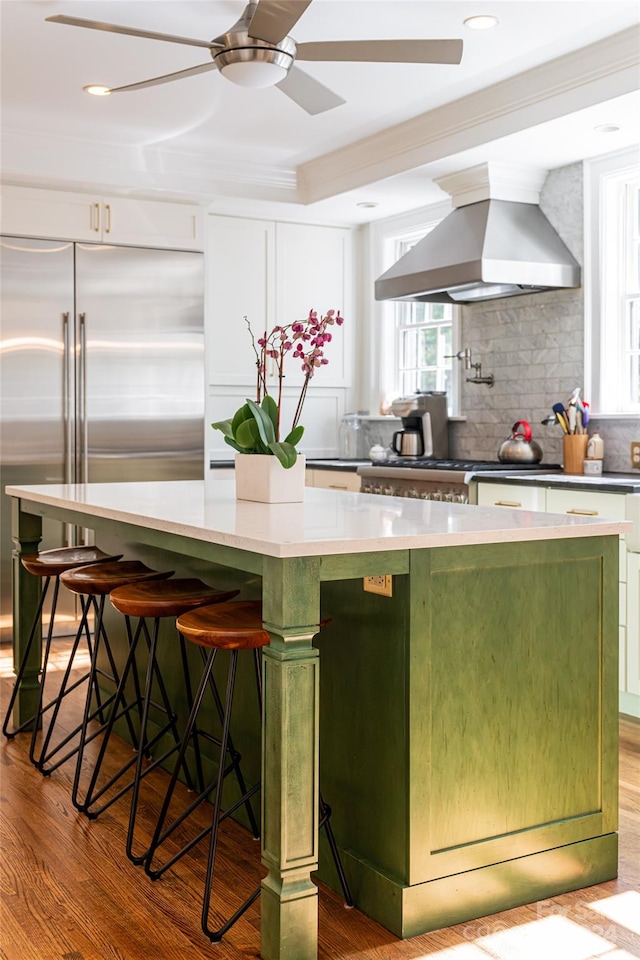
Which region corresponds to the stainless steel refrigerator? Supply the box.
[0,237,205,638]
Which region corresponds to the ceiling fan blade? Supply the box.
[276,65,345,115]
[45,14,223,49]
[108,62,218,94]
[247,0,313,44]
[297,39,463,65]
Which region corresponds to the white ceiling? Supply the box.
[1,1,639,225]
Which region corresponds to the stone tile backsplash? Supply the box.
[447,160,639,475]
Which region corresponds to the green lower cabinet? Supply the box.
[316,536,619,937]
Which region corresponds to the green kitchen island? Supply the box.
[6,477,629,960]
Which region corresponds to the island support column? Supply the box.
[10,499,43,726]
[260,556,321,960]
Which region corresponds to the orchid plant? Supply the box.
[212,309,344,468]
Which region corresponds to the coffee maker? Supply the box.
[390,392,449,459]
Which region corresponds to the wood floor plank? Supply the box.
[2,647,639,960]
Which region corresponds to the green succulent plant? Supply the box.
[212,396,304,469]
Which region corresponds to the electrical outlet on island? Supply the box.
[363,575,393,597]
[632,442,640,470]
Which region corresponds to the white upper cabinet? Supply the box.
[207,216,276,386]
[0,185,204,250]
[207,215,354,389]
[275,221,352,388]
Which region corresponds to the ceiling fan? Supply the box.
[46,0,463,115]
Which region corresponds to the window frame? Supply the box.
[370,203,461,416]
[585,145,640,416]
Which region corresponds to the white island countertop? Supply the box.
[7,478,631,559]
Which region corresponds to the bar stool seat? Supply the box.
[52,560,174,809]
[145,600,353,945]
[94,577,242,862]
[60,560,173,596]
[21,545,120,579]
[3,545,122,769]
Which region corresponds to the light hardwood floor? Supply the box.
[1,643,639,960]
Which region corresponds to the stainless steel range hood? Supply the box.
[375,164,581,305]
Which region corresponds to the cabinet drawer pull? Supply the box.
[105,203,111,234]
[494,500,523,508]
[93,202,100,232]
[566,508,599,516]
[328,484,348,490]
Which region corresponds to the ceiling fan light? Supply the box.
[83,84,111,96]
[463,15,500,30]
[219,59,288,88]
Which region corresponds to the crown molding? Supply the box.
[297,26,640,204]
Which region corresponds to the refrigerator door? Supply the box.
[0,236,76,639]
[75,244,204,483]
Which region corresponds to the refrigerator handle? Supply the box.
[62,312,73,483]
[79,313,88,484]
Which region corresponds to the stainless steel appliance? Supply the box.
[358,459,561,504]
[389,392,448,459]
[0,236,204,638]
[375,164,580,305]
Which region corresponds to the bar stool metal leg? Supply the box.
[144,599,353,944]
[3,546,121,768]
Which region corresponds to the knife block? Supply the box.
[563,434,588,474]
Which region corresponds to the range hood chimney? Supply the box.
[375,162,581,304]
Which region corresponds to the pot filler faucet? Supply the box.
[446,347,494,387]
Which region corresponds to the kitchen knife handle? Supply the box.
[79,313,88,484]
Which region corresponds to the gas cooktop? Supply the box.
[370,459,561,472]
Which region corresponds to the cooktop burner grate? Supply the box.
[370,459,561,472]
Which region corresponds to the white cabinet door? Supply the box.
[545,488,627,522]
[626,551,640,696]
[103,197,203,250]
[1,185,99,241]
[310,469,361,492]
[476,482,546,511]
[207,216,275,387]
[275,222,353,387]
[0,185,203,249]
[208,384,345,460]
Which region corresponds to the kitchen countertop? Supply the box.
[473,471,640,494]
[7,479,629,559]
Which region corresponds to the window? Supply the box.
[586,147,640,414]
[378,219,459,415]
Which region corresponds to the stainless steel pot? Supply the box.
[498,420,542,464]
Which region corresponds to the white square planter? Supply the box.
[235,453,306,503]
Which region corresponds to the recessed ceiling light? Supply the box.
[83,84,111,97]
[464,15,500,30]
[356,201,379,209]
[594,124,621,134]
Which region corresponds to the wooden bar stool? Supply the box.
[145,600,353,944]
[2,545,121,770]
[52,560,174,809]
[80,577,242,865]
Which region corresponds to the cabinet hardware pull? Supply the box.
[93,202,100,232]
[567,508,598,516]
[494,500,522,508]
[329,484,348,490]
[105,204,111,234]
